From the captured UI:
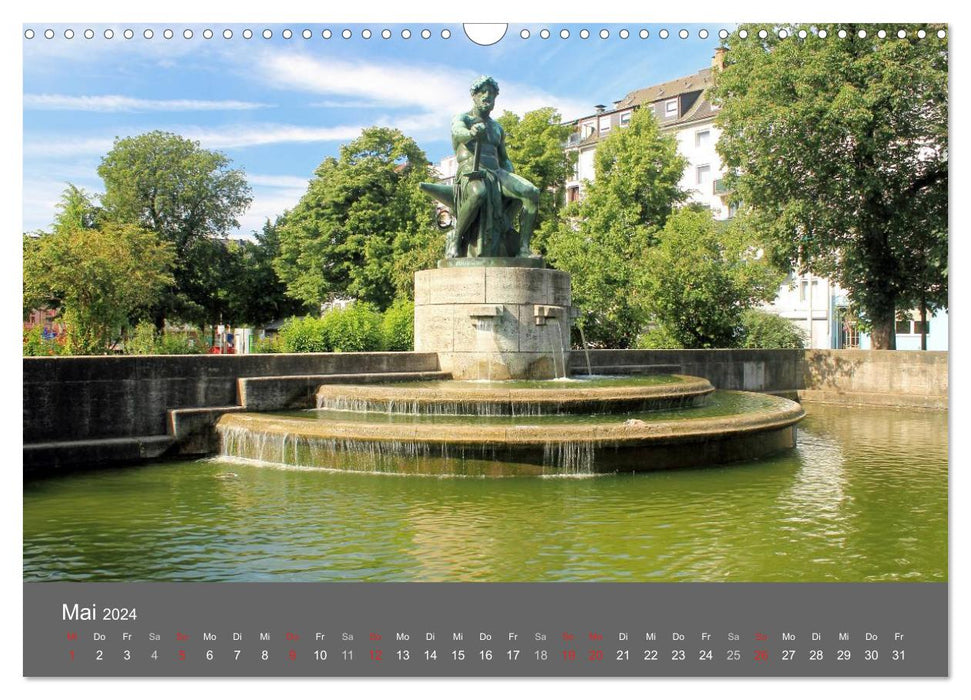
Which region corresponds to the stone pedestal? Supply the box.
[414,260,572,380]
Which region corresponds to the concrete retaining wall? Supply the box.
[800,349,948,409]
[24,353,440,473]
[569,348,947,408]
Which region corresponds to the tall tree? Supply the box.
[225,218,313,326]
[496,107,577,253]
[97,130,252,327]
[639,209,784,348]
[274,127,437,310]
[545,107,687,347]
[711,24,948,349]
[24,186,175,354]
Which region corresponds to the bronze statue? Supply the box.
[421,76,540,258]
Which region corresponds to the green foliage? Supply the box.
[496,108,577,254]
[319,303,385,352]
[252,335,284,354]
[125,320,160,355]
[381,298,414,351]
[546,108,687,347]
[639,209,784,349]
[634,325,684,349]
[125,320,207,355]
[224,218,312,326]
[53,184,101,234]
[278,316,331,353]
[274,128,437,310]
[23,326,68,356]
[97,131,252,327]
[156,332,206,355]
[275,302,412,353]
[23,201,176,354]
[739,309,806,349]
[711,24,948,348]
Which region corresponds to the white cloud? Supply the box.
[257,52,592,121]
[258,53,473,113]
[182,123,367,150]
[23,123,369,158]
[24,94,271,112]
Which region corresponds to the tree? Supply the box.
[97,131,252,327]
[224,218,312,326]
[24,187,175,354]
[545,107,687,347]
[639,209,784,348]
[711,24,947,349]
[496,107,577,253]
[52,184,101,234]
[274,128,437,309]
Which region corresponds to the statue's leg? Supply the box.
[455,180,486,256]
[498,172,540,256]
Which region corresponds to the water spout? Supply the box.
[577,324,593,377]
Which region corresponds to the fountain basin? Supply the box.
[217,390,805,476]
[315,374,714,416]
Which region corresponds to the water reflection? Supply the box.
[23,404,946,583]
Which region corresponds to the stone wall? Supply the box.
[569,348,947,408]
[800,349,947,409]
[24,352,440,444]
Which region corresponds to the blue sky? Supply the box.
[23,22,729,237]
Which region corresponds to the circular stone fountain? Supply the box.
[216,374,805,476]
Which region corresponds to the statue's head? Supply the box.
[470,75,500,96]
[470,76,499,115]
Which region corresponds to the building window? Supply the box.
[665,99,678,117]
[582,122,595,138]
[895,319,930,335]
[567,186,580,203]
[599,118,610,134]
[619,111,632,126]
[695,129,711,148]
[696,164,711,186]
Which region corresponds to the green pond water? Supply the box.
[23,402,947,583]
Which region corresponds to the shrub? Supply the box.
[382,299,414,351]
[634,325,684,349]
[125,321,159,355]
[320,303,385,352]
[157,332,206,354]
[740,309,806,349]
[252,335,283,353]
[279,316,331,353]
[23,325,68,356]
[124,321,207,355]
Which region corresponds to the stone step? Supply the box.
[23,435,176,475]
[168,406,247,455]
[569,363,682,376]
[238,370,452,411]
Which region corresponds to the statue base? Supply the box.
[415,261,572,380]
[437,256,545,270]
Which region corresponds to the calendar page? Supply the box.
[20,14,950,685]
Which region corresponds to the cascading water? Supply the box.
[216,375,805,477]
